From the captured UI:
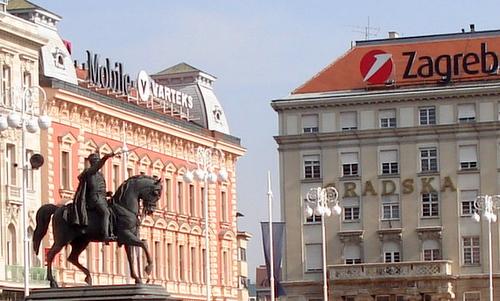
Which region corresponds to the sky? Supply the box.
[33,0,500,282]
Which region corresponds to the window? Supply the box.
[422,192,439,217]
[379,109,396,128]
[341,152,359,176]
[25,149,34,190]
[166,178,172,211]
[375,296,390,301]
[167,243,173,280]
[60,151,70,189]
[383,241,401,263]
[2,65,11,106]
[419,106,436,125]
[340,111,357,131]
[343,197,360,221]
[459,145,478,170]
[22,71,31,89]
[382,195,400,220]
[463,292,481,301]
[302,114,319,133]
[115,245,122,275]
[155,241,161,279]
[461,190,478,216]
[344,244,361,264]
[221,190,228,221]
[384,251,400,263]
[190,246,196,282]
[178,245,184,280]
[305,244,322,271]
[306,212,322,223]
[458,104,476,123]
[222,250,229,284]
[112,164,120,191]
[463,236,480,265]
[380,150,398,174]
[6,144,16,186]
[420,148,438,172]
[422,239,441,261]
[177,181,184,213]
[201,186,206,217]
[239,247,247,262]
[189,184,195,216]
[201,248,206,283]
[6,224,16,265]
[304,155,321,179]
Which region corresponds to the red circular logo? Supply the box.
[360,50,393,84]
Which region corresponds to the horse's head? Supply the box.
[139,177,163,215]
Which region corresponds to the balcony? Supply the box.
[5,265,52,284]
[329,260,452,280]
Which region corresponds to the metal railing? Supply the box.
[5,265,51,283]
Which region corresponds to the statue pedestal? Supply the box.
[26,284,177,301]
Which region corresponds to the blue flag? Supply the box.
[261,222,286,297]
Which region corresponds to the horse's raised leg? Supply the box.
[125,245,141,284]
[46,242,64,288]
[68,240,92,285]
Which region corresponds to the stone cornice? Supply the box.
[271,81,500,111]
[275,121,500,149]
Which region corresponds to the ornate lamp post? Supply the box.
[303,186,341,301]
[473,194,500,301]
[183,146,228,301]
[0,86,51,297]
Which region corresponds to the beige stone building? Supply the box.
[272,29,500,300]
[0,1,49,298]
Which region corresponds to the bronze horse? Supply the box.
[33,175,162,288]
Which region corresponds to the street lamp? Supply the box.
[472,194,500,301]
[183,146,228,301]
[303,186,341,301]
[0,86,51,297]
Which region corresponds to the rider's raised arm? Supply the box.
[86,153,114,175]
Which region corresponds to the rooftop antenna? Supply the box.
[350,17,380,40]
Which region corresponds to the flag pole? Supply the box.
[267,171,275,301]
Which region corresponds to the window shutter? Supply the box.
[461,190,478,201]
[340,112,357,128]
[379,109,396,119]
[302,114,318,129]
[458,104,475,119]
[380,150,397,163]
[344,244,361,259]
[459,145,477,162]
[341,152,358,164]
[305,244,322,270]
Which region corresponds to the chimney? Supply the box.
[470,24,475,32]
[388,31,399,39]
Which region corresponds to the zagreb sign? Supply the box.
[136,71,194,109]
[360,42,499,84]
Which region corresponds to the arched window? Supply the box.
[28,227,40,267]
[7,224,17,265]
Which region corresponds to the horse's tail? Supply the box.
[33,204,59,255]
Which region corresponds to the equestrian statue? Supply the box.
[32,152,163,288]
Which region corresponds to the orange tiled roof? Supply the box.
[293,30,500,94]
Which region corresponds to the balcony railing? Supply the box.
[5,265,51,283]
[329,260,452,280]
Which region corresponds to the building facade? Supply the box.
[0,1,48,298]
[272,29,500,301]
[1,1,250,300]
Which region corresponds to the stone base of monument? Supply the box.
[26,284,178,301]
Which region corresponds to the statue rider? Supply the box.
[71,152,116,242]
